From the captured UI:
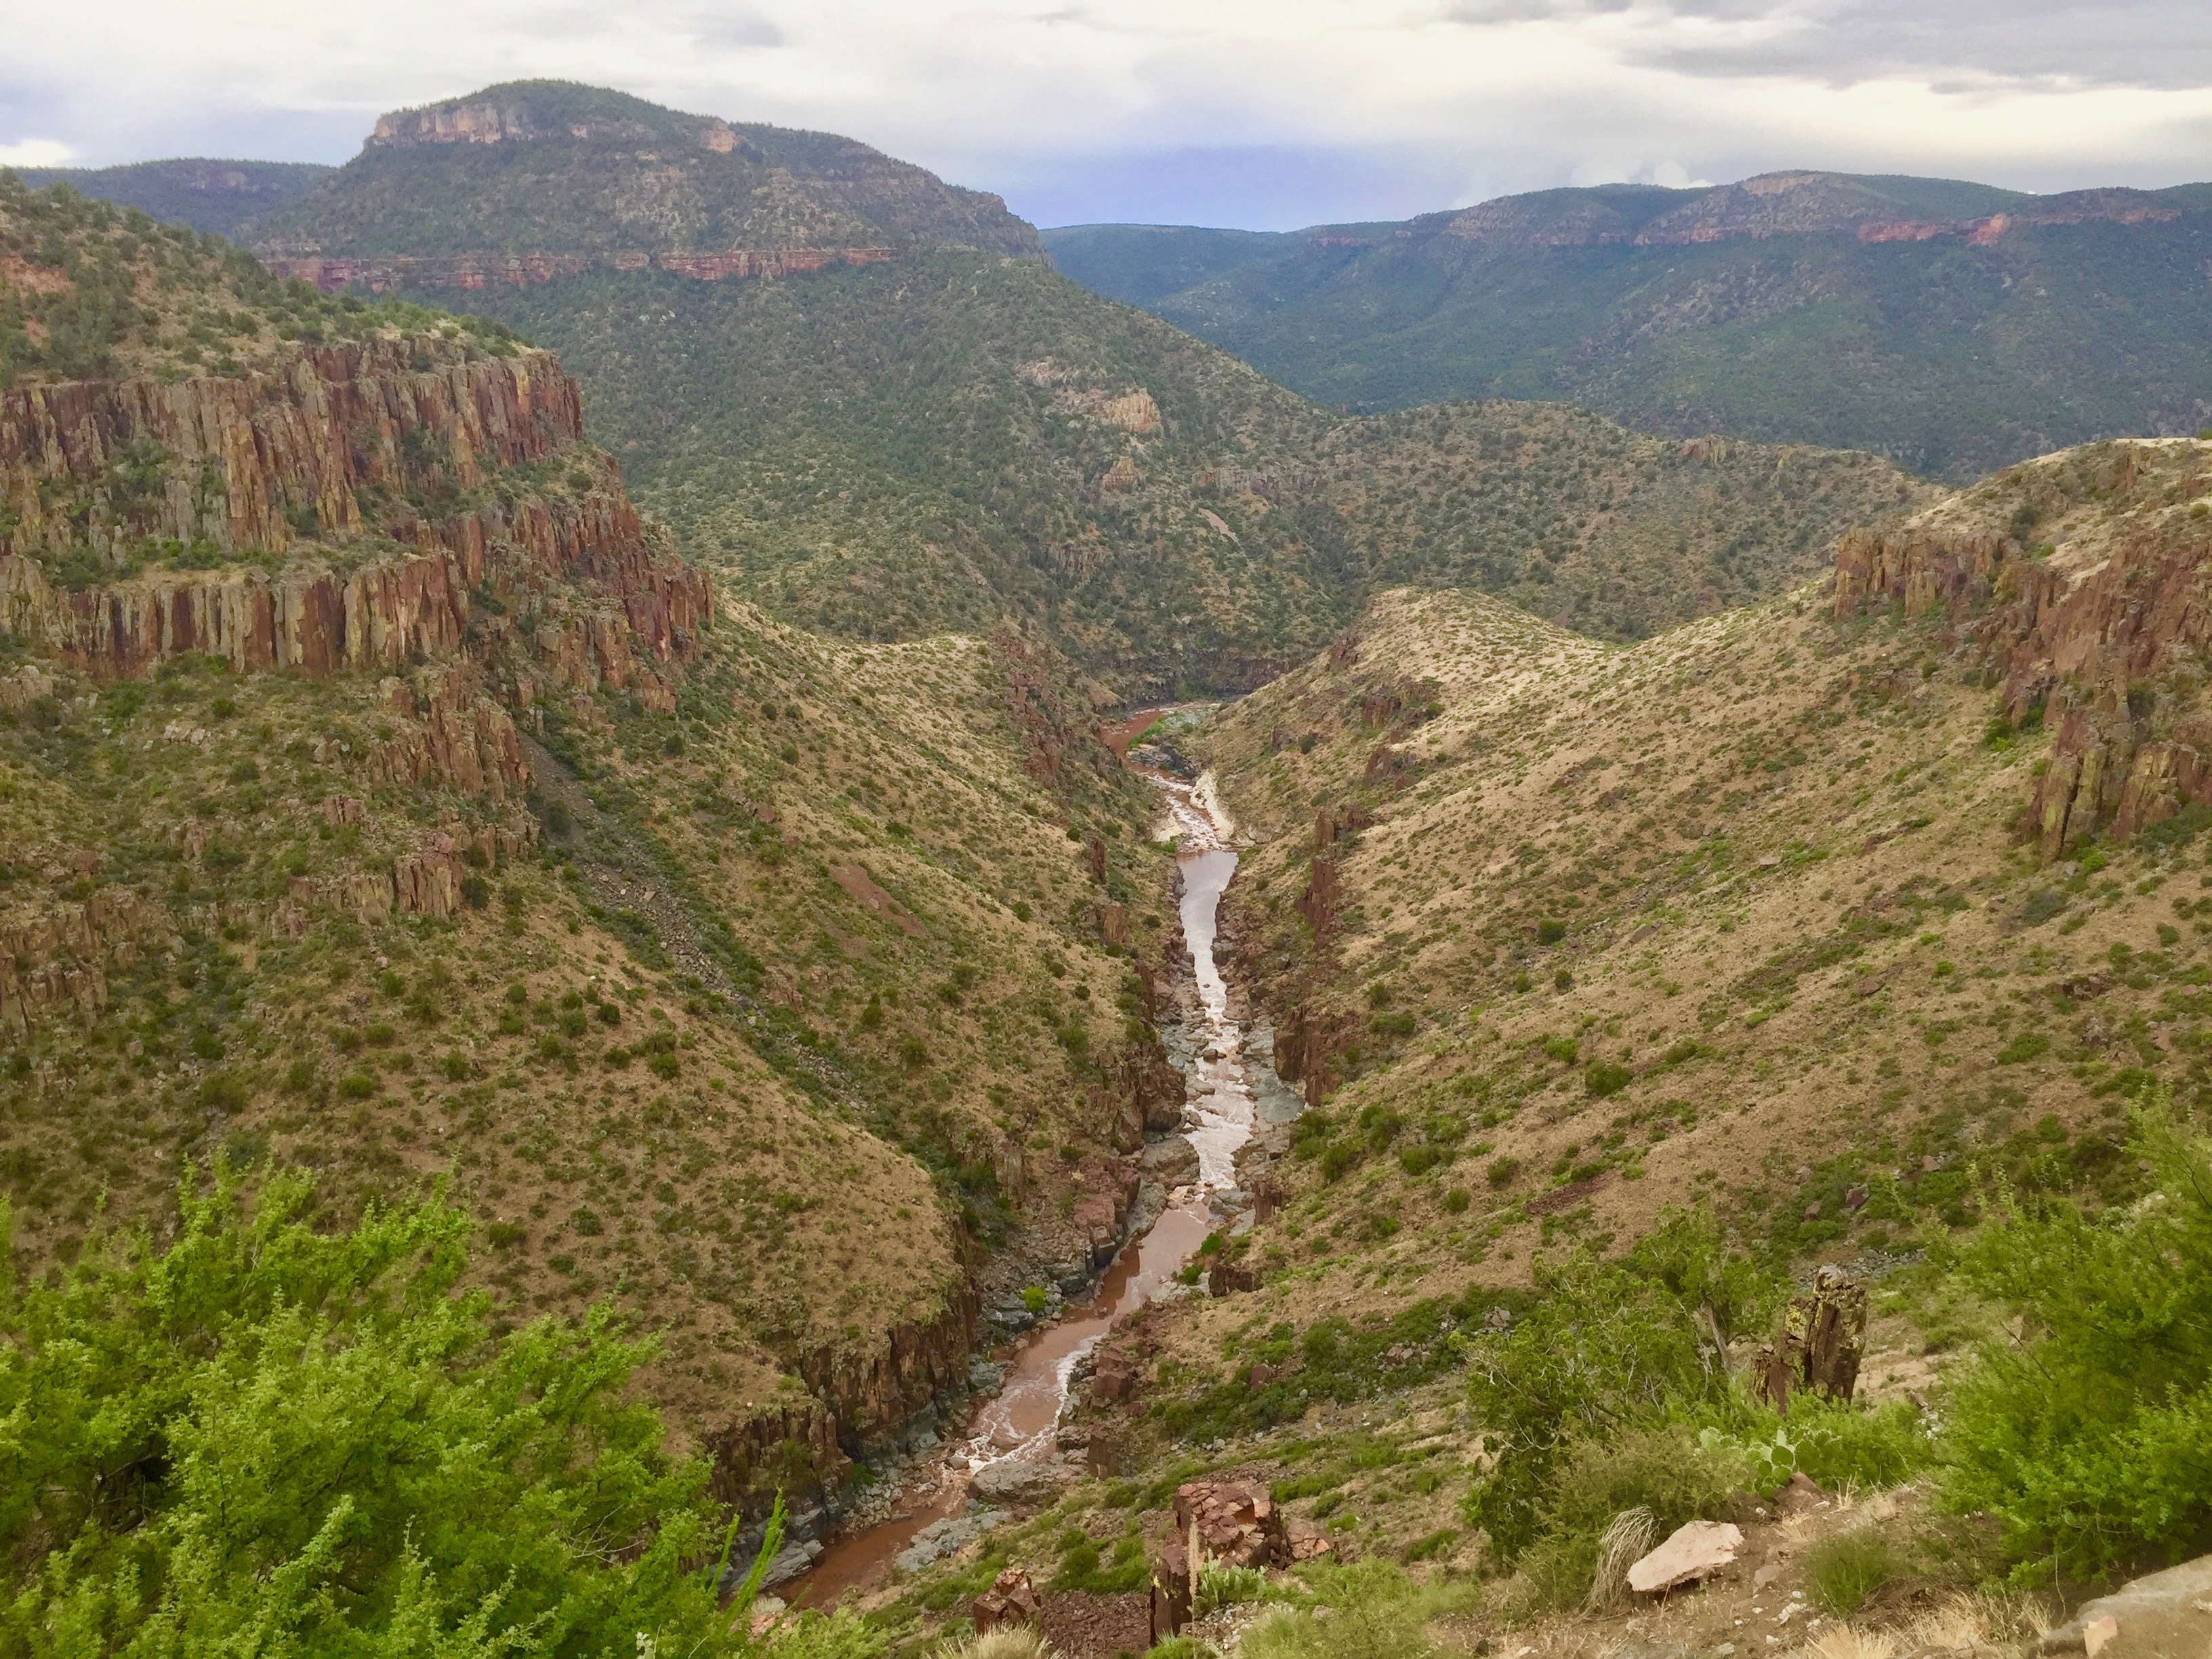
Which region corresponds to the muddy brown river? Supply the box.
[792,731,1273,1607]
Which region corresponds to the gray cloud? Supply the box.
[2,0,2208,227]
[1616,0,2212,91]
[690,7,785,49]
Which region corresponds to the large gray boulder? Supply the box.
[968,1456,1073,1504]
[2041,1554,2212,1656]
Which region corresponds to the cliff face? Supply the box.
[0,337,712,1033]
[1832,438,2212,859]
[2,339,575,565]
[0,339,709,702]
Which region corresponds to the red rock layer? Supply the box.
[264,246,895,294]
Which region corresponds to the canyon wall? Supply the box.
[1832,445,2212,859]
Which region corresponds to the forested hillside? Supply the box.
[1046,171,2212,480]
[15,89,1936,691]
[11,157,331,237]
[251,81,1042,264]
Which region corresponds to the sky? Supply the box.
[4,0,2210,230]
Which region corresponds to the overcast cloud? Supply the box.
[3,0,2208,229]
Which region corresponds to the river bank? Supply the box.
[783,734,1296,1610]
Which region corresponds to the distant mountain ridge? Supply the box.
[250,80,1042,289]
[7,158,331,238]
[1044,169,2212,479]
[1,102,1933,687]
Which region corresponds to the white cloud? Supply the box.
[0,0,2208,225]
[0,138,74,168]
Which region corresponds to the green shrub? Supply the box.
[1486,1156,1521,1189]
[1624,1202,1776,1345]
[1442,1188,1471,1215]
[1585,1061,1632,1099]
[1049,1530,1149,1595]
[0,1171,769,1657]
[1460,1224,1776,1561]
[1398,1144,1443,1176]
[1804,1528,1899,1616]
[1694,1395,1930,1494]
[1994,1031,2050,1065]
[1940,1101,2212,1576]
[1401,1528,1457,1563]
[1193,1559,1270,1614]
[1513,1426,1746,1609]
[1240,1561,1478,1659]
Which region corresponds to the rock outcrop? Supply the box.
[1150,1479,1289,1641]
[793,1286,981,1454]
[0,337,712,1037]
[0,342,710,704]
[2,339,577,567]
[1750,1267,1868,1412]
[971,1568,1041,1636]
[1832,441,2212,859]
[0,886,162,1037]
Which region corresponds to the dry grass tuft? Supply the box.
[1584,1507,1657,1613]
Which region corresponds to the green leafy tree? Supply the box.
[0,1171,769,1658]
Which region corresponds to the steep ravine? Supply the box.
[779,741,1299,1607]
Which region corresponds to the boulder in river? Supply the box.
[1139,1134,1200,1185]
[970,1456,1073,1504]
[892,1508,1008,1574]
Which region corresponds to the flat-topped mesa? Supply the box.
[1832,436,2212,859]
[251,80,1044,270]
[1436,170,2184,253]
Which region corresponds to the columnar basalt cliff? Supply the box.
[1832,438,2212,859]
[0,337,712,1028]
[1,339,579,560]
[0,340,710,703]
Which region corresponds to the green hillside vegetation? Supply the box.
[1044,223,1297,306]
[0,170,511,388]
[1048,173,2212,480]
[0,182,1181,1502]
[867,441,2212,1654]
[174,87,1926,689]
[459,251,1929,689]
[9,158,331,239]
[0,1174,782,1659]
[251,81,1040,259]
